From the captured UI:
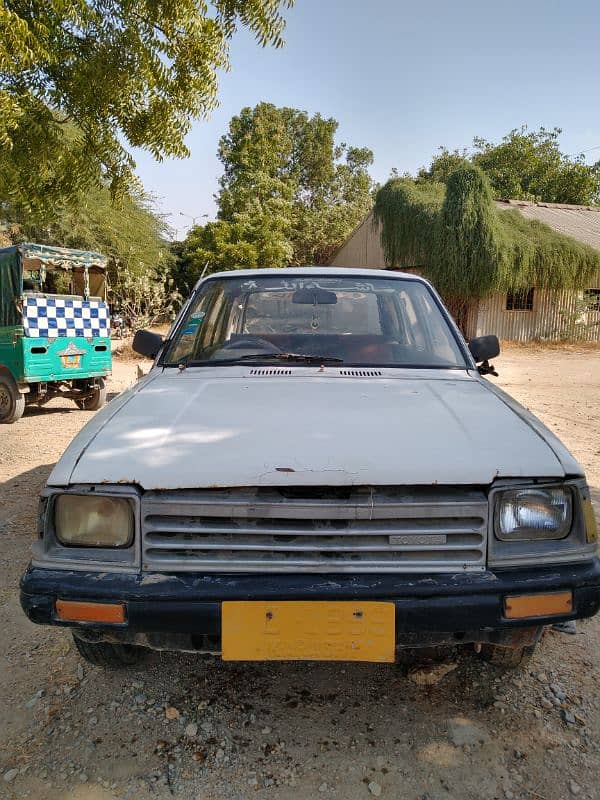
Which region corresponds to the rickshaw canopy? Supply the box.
[0,243,109,327]
[13,243,108,271]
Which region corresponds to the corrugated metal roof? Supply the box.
[495,199,600,250]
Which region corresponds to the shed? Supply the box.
[330,200,600,342]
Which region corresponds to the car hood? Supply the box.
[49,368,574,489]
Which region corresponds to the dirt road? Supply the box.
[1,347,599,800]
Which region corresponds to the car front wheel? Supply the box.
[478,642,537,669]
[73,634,143,667]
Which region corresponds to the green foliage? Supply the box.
[472,127,599,204]
[174,217,293,293]
[429,166,505,306]
[374,179,443,269]
[113,268,180,330]
[419,127,600,205]
[416,149,470,185]
[176,103,374,287]
[373,164,600,307]
[218,103,374,264]
[289,144,375,265]
[15,187,168,270]
[0,109,101,219]
[0,0,293,210]
[496,209,600,292]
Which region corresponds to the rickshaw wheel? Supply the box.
[0,373,25,424]
[75,378,107,411]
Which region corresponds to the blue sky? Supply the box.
[132,0,600,238]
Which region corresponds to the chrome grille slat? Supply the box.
[143,498,487,521]
[144,537,481,552]
[144,519,483,536]
[141,487,488,573]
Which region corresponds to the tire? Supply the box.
[75,378,107,411]
[73,634,143,667]
[478,642,537,669]
[0,373,25,423]
[396,645,457,665]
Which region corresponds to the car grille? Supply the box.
[141,487,488,573]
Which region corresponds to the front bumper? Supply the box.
[20,560,600,652]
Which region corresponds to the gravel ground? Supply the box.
[0,345,599,800]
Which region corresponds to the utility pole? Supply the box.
[179,212,209,228]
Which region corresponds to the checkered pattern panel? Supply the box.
[23,296,110,339]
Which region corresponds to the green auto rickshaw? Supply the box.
[0,243,112,423]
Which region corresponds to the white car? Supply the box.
[21,268,599,668]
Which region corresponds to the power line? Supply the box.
[568,144,600,158]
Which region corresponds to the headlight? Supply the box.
[495,487,572,541]
[54,495,134,548]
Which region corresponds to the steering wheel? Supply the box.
[218,336,284,353]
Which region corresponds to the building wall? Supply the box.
[474,280,600,342]
[330,213,386,269]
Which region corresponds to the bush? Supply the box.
[110,267,181,331]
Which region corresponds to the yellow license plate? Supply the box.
[221,601,395,662]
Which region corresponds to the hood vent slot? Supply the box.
[339,369,383,377]
[248,368,293,376]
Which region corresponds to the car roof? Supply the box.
[199,266,425,284]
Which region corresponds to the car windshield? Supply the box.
[161,275,468,369]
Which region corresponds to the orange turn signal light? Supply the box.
[503,591,572,620]
[55,599,126,624]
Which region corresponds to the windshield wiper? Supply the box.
[235,352,344,364]
[183,352,344,367]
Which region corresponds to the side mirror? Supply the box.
[132,329,164,359]
[468,335,500,363]
[468,335,500,377]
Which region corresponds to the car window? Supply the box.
[243,290,382,335]
[162,275,467,369]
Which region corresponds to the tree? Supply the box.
[429,165,505,319]
[417,149,470,185]
[218,103,374,263]
[0,0,294,210]
[419,127,600,205]
[173,216,292,294]
[472,128,599,204]
[176,102,374,287]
